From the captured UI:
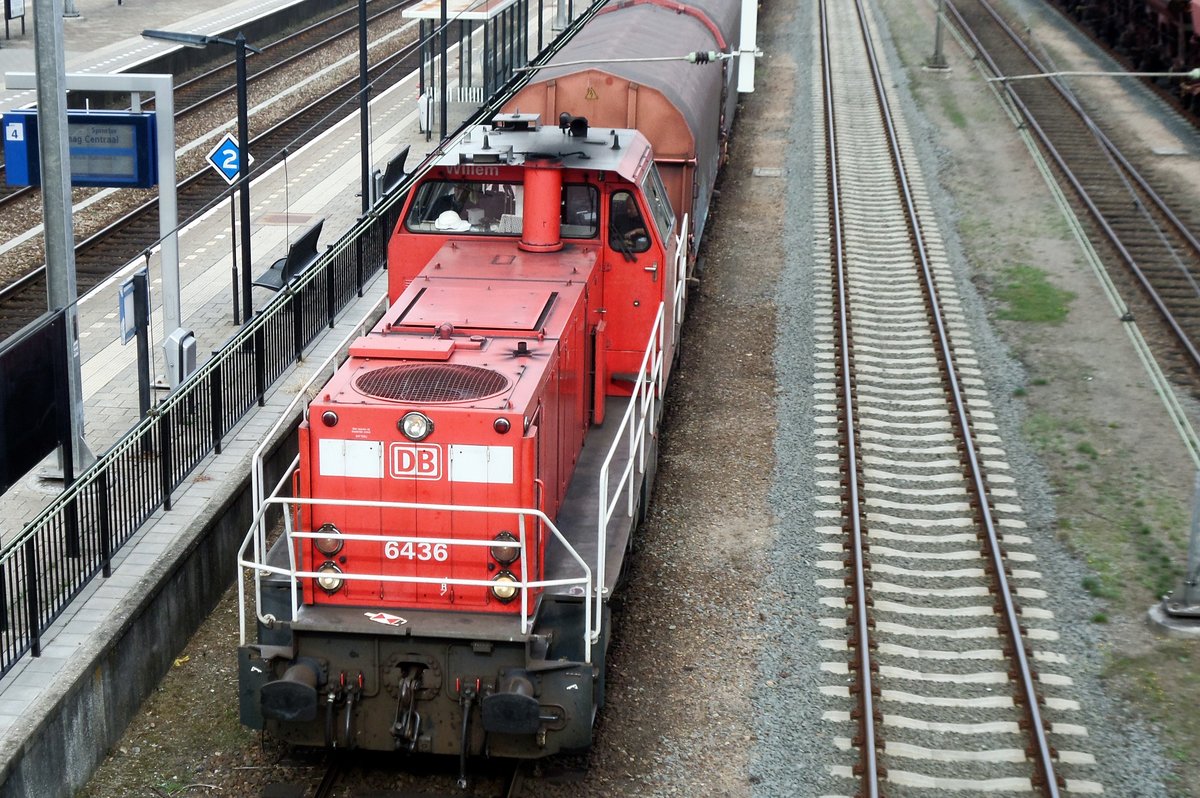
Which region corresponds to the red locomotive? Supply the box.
[237,0,752,781]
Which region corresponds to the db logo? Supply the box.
[390,444,441,479]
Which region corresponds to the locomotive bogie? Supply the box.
[241,604,600,756]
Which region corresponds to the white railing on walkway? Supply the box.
[236,481,596,660]
[673,213,690,328]
[594,301,667,638]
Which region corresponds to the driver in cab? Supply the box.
[611,191,650,255]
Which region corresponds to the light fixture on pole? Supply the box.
[142,29,262,324]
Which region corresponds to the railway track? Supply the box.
[946,0,1200,381]
[0,0,417,338]
[0,0,406,208]
[164,0,410,114]
[815,0,1102,794]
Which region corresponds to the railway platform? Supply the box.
[0,0,498,792]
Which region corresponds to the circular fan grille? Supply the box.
[355,363,509,403]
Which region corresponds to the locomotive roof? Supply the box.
[431,117,652,181]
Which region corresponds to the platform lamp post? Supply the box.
[925,0,949,70]
[358,0,371,212]
[142,29,261,324]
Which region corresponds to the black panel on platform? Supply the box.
[0,310,69,493]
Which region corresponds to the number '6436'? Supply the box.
[384,541,449,561]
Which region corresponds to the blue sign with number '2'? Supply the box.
[206,132,252,185]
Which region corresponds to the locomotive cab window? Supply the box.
[561,184,599,238]
[405,180,598,238]
[643,165,675,240]
[406,180,520,234]
[609,190,651,255]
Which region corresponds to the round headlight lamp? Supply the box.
[316,562,344,593]
[314,522,343,556]
[491,571,519,603]
[399,412,434,442]
[490,531,520,565]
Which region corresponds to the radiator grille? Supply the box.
[355,364,509,403]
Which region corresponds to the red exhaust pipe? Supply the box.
[519,157,563,253]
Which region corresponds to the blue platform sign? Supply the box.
[2,110,158,188]
[206,132,252,185]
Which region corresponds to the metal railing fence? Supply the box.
[0,194,407,680]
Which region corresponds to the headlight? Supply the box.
[491,571,518,603]
[317,562,344,593]
[399,412,433,442]
[314,522,343,556]
[490,531,519,565]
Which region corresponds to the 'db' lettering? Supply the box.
[390,444,441,479]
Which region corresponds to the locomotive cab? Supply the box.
[386,117,682,395]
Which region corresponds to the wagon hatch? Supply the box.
[392,285,558,333]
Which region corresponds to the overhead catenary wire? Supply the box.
[988,68,1200,82]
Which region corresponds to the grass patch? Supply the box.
[940,91,968,129]
[1032,422,1186,609]
[994,265,1074,323]
[1082,574,1120,600]
[1023,412,1060,443]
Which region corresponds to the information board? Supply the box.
[5,0,25,39]
[2,110,158,188]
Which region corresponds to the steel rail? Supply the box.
[0,20,421,318]
[818,1,879,793]
[0,0,411,215]
[167,0,411,117]
[945,0,1200,373]
[851,0,1063,793]
[312,756,344,798]
[0,0,604,325]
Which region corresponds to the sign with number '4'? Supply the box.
[205,132,253,185]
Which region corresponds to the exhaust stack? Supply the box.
[519,157,563,253]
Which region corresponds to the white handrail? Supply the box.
[594,302,667,637]
[587,216,690,637]
[674,213,690,326]
[237,490,596,661]
[238,455,299,647]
